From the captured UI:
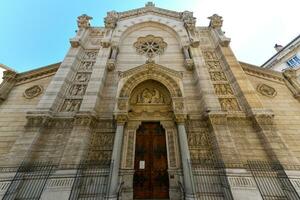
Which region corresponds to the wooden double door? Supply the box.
[133,122,169,199]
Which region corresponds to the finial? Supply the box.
[208,14,223,29]
[146,2,155,7]
[77,14,93,29]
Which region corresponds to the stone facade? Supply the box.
[0,3,300,200]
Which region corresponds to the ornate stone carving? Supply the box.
[203,51,217,60]
[69,38,80,48]
[134,35,167,58]
[115,114,128,124]
[89,28,105,37]
[83,50,98,60]
[219,98,240,111]
[208,14,223,29]
[210,72,227,81]
[24,85,43,99]
[61,99,81,112]
[167,130,177,168]
[188,132,208,147]
[137,88,164,104]
[79,61,94,71]
[206,61,222,71]
[117,99,127,110]
[174,101,184,112]
[125,130,135,168]
[104,11,119,29]
[214,84,234,95]
[69,84,86,96]
[77,14,92,29]
[283,69,300,100]
[75,73,90,83]
[256,83,277,98]
[181,11,196,31]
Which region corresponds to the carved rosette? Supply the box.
[23,85,43,99]
[134,35,167,58]
[256,83,277,98]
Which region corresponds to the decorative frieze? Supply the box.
[60,49,98,112]
[23,85,44,99]
[202,49,240,111]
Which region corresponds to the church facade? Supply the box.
[0,3,300,200]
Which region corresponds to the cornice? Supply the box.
[239,61,285,84]
[118,6,182,22]
[15,62,60,85]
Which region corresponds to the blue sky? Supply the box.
[0,0,299,72]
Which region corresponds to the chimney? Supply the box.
[274,44,283,52]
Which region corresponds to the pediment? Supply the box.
[119,62,183,80]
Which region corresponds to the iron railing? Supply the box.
[247,160,300,200]
[0,160,112,200]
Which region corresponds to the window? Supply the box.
[287,55,300,68]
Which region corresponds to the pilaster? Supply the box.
[60,112,97,166]
[206,112,242,165]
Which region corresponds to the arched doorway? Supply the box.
[134,122,169,199]
[129,80,172,199]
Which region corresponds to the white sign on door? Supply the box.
[139,160,145,169]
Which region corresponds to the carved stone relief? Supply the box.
[209,72,227,81]
[203,51,217,60]
[82,50,99,60]
[137,88,164,104]
[60,99,82,112]
[75,73,90,83]
[213,84,234,95]
[206,61,222,71]
[167,130,177,168]
[23,85,43,99]
[219,98,240,111]
[78,61,95,71]
[256,83,277,98]
[69,84,87,96]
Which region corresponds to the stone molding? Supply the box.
[0,70,17,102]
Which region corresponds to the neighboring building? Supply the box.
[261,34,300,72]
[0,3,300,200]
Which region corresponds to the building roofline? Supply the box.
[261,34,300,68]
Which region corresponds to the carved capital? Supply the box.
[77,14,92,29]
[174,114,186,124]
[115,114,128,125]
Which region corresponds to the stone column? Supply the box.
[175,116,195,199]
[108,115,127,199]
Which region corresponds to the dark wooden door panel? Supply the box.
[133,122,169,199]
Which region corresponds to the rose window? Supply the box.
[134,35,167,58]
